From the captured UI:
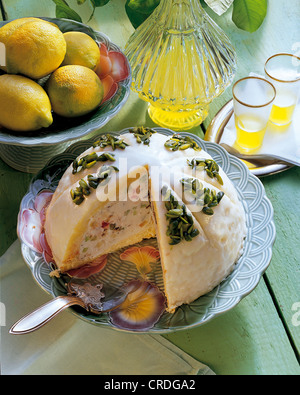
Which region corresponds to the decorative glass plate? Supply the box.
[17,128,276,333]
[0,18,131,172]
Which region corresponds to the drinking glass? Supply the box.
[264,53,300,126]
[232,77,276,152]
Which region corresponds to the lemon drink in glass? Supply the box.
[265,53,300,126]
[232,77,276,152]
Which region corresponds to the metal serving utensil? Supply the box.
[220,143,292,166]
[9,280,130,335]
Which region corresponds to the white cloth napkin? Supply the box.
[0,240,215,375]
[220,78,300,166]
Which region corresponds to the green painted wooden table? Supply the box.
[0,0,299,375]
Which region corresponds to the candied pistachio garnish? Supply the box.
[161,186,200,245]
[72,152,116,174]
[70,165,119,205]
[187,157,224,185]
[92,134,129,150]
[129,126,156,145]
[180,177,225,216]
[164,134,202,152]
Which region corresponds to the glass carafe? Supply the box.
[125,0,236,130]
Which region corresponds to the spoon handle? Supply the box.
[220,143,294,165]
[9,295,84,335]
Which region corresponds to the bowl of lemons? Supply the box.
[0,17,131,173]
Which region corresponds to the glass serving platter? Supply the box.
[17,127,276,333]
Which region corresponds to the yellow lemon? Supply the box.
[0,17,40,71]
[5,20,66,79]
[0,74,53,132]
[61,31,100,71]
[46,65,104,118]
[0,17,41,42]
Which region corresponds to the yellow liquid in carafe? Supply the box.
[235,114,267,152]
[144,39,216,130]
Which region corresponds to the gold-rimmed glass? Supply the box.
[265,53,300,126]
[232,76,276,152]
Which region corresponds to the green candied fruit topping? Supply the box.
[92,134,129,150]
[129,126,156,145]
[70,165,119,205]
[164,134,202,152]
[161,186,200,245]
[72,151,116,174]
[180,177,225,216]
[187,157,224,185]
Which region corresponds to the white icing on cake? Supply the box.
[45,132,247,312]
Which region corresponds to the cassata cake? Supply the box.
[44,128,247,313]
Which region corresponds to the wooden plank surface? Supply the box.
[198,0,300,357]
[164,280,300,375]
[0,160,32,254]
[262,167,300,353]
[1,0,299,375]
